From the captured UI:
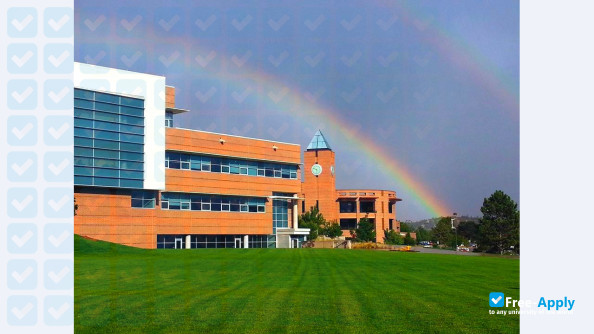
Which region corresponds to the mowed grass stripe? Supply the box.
[75,236,519,333]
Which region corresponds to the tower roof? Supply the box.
[307,130,332,151]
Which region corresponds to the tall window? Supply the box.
[273,193,290,233]
[74,88,145,188]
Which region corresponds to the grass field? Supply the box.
[75,235,519,333]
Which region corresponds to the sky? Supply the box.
[74,0,519,221]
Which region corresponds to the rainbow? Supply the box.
[77,2,518,218]
[165,47,453,218]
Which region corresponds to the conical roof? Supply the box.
[306,130,332,151]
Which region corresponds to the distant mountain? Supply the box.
[403,216,481,230]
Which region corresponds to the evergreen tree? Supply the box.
[298,206,326,240]
[351,218,376,242]
[479,190,520,254]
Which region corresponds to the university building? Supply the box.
[73,63,402,249]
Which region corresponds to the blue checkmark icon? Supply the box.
[489,292,504,307]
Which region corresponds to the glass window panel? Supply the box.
[74,175,92,185]
[121,179,143,188]
[94,177,119,186]
[93,139,119,150]
[120,133,143,143]
[211,203,221,211]
[120,105,143,117]
[95,120,119,131]
[74,157,93,166]
[74,107,93,118]
[94,168,119,177]
[201,203,211,211]
[120,97,144,108]
[95,92,120,104]
[120,142,143,152]
[74,99,93,109]
[74,137,93,147]
[94,149,119,159]
[74,127,93,137]
[121,151,143,161]
[74,166,93,176]
[94,111,119,123]
[94,159,118,168]
[74,118,93,128]
[120,124,144,135]
[120,170,143,179]
[121,115,144,126]
[94,129,119,140]
[95,101,119,112]
[120,161,143,170]
[74,89,94,99]
[74,147,93,157]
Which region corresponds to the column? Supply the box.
[185,235,191,249]
[243,235,249,248]
[293,198,299,229]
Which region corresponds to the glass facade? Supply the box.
[272,199,289,233]
[157,234,275,249]
[74,88,145,188]
[165,152,298,179]
[160,192,266,212]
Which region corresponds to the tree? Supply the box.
[404,232,416,245]
[416,226,431,242]
[457,221,480,242]
[432,217,454,246]
[400,222,413,232]
[322,221,343,238]
[298,206,326,240]
[383,229,403,245]
[74,196,79,216]
[479,190,520,254]
[351,217,375,242]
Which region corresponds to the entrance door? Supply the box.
[291,239,299,249]
[234,238,242,248]
[174,238,183,249]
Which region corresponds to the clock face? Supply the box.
[311,164,323,176]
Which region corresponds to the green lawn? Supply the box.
[75,236,519,333]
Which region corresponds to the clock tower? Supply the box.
[301,130,338,221]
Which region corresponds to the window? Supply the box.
[131,191,156,208]
[360,201,375,213]
[165,111,173,128]
[162,151,299,180]
[340,219,357,230]
[160,193,265,213]
[389,203,393,214]
[339,201,356,213]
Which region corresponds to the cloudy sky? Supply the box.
[74,0,519,220]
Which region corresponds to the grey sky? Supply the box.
[75,0,519,220]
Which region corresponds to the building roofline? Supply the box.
[169,127,301,147]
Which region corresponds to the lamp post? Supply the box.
[451,213,457,252]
